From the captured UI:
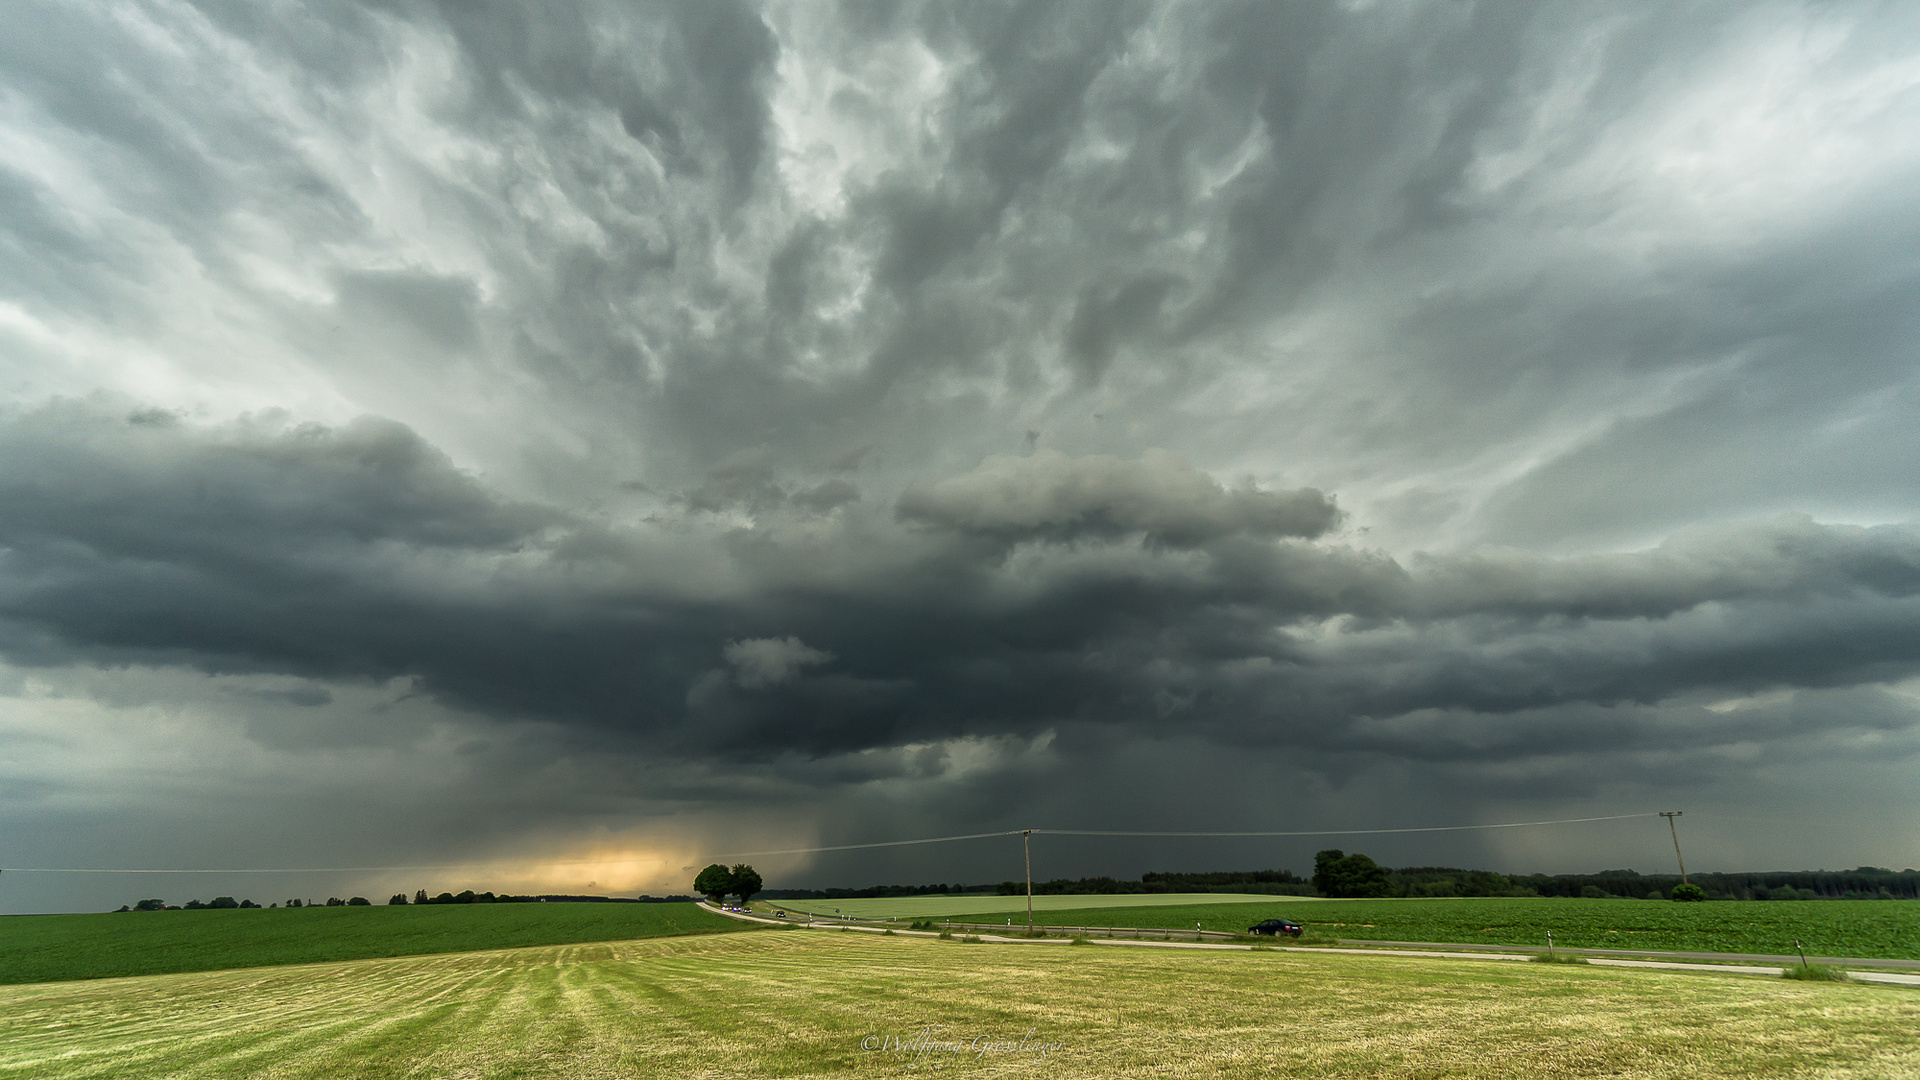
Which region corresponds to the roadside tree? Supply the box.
[694,863,734,903]
[730,864,763,905]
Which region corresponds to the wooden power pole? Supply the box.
[1660,811,1688,883]
[1023,829,1034,933]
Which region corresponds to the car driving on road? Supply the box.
[1247,918,1304,937]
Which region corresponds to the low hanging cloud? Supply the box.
[896,450,1341,549]
[724,636,834,689]
[3,400,1918,770]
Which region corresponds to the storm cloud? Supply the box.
[3,0,1920,911]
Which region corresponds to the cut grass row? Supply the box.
[3,930,1915,1079]
[960,897,1920,960]
[0,902,740,986]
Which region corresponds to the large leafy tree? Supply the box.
[694,863,734,903]
[1312,849,1394,898]
[729,864,763,905]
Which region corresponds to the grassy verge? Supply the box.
[0,902,741,985]
[2,930,1914,1078]
[945,897,1920,959]
[765,891,1285,919]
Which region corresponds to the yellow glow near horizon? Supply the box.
[450,849,682,896]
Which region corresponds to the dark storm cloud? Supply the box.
[6,1,1920,907]
[896,449,1340,548]
[3,400,1916,783]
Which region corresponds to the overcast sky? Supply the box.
[5,0,1920,913]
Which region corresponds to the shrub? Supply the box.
[937,930,954,940]
[1670,883,1706,902]
[1532,951,1589,964]
[961,935,982,943]
[1782,963,1850,982]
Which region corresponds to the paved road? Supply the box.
[698,904,1919,987]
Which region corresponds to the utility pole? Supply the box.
[1023,830,1034,933]
[1660,811,1687,883]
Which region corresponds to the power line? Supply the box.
[2,813,1657,874]
[1032,813,1654,840]
[705,830,1023,859]
[705,813,1654,859]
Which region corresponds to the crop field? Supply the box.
[971,897,1920,959]
[3,929,1916,1079]
[0,902,739,985]
[764,891,1291,919]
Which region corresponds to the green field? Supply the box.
[3,930,1914,1079]
[0,902,740,985]
[764,891,1294,919]
[961,897,1920,959]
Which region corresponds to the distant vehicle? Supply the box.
[774,911,786,918]
[1247,918,1304,937]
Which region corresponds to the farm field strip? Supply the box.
[0,902,740,986]
[763,891,1295,918]
[3,929,1916,1079]
[944,896,1920,960]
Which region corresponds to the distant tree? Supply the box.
[730,864,763,905]
[209,896,239,909]
[348,896,371,906]
[454,890,476,904]
[1312,850,1393,898]
[415,889,429,905]
[183,899,208,909]
[240,900,259,908]
[115,905,131,913]
[695,864,734,903]
[134,899,166,911]
[389,893,409,905]
[326,897,346,907]
[1670,883,1706,902]
[287,899,302,908]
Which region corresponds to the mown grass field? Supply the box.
[764,891,1290,919]
[0,902,739,985]
[3,929,1915,1079]
[970,897,1920,959]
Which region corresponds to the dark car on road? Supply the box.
[1247,918,1304,937]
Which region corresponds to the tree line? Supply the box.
[995,868,1315,896]
[983,855,1920,900]
[114,889,695,911]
